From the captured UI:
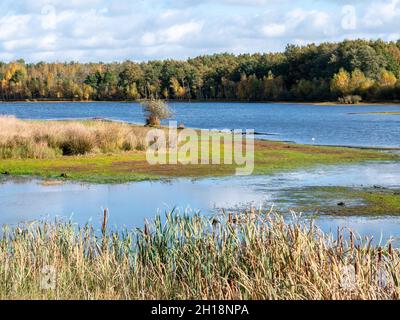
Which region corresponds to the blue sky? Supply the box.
[0,0,399,62]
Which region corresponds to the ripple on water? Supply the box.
[0,161,399,243]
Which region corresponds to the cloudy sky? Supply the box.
[0,0,399,62]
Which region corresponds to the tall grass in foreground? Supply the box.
[0,116,148,159]
[0,210,399,300]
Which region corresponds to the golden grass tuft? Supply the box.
[0,116,148,158]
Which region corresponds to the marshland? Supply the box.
[1,210,399,300]
[0,114,396,182]
[0,101,399,300]
[3,0,400,302]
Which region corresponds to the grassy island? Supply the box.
[0,116,398,183]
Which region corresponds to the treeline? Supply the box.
[1,39,400,102]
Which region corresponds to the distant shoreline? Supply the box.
[1,99,400,106]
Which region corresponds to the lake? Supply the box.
[0,102,399,242]
[0,101,399,147]
[1,161,399,243]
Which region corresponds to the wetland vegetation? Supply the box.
[0,99,398,302]
[1,210,399,300]
[0,116,397,183]
[279,187,400,216]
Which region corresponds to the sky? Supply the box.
[0,0,399,63]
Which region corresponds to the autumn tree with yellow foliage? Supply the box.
[0,39,399,102]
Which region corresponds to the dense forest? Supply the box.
[1,39,400,103]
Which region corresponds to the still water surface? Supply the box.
[1,162,399,243]
[0,102,399,241]
[0,102,399,147]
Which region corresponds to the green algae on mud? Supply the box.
[0,139,399,183]
[285,186,400,216]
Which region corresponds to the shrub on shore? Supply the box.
[142,100,173,126]
[0,116,148,158]
[338,95,363,104]
[0,210,398,300]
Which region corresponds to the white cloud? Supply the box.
[363,0,400,27]
[140,32,156,46]
[0,0,397,62]
[0,14,31,40]
[38,34,57,50]
[262,23,286,37]
[161,21,204,43]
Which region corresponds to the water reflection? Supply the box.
[0,161,399,243]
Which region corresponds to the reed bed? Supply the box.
[0,209,398,300]
[0,116,148,159]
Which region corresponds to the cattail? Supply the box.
[101,208,109,253]
[354,260,359,275]
[350,231,354,251]
[378,247,382,263]
[337,227,340,244]
[228,213,233,225]
[389,243,393,258]
[101,208,108,237]
[212,218,219,227]
[232,216,237,224]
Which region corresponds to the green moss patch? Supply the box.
[286,186,400,216]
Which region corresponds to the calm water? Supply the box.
[1,162,399,242]
[0,102,399,241]
[0,102,400,147]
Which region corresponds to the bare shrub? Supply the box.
[142,100,173,126]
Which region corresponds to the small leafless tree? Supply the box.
[142,100,173,126]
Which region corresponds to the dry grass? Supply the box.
[0,116,398,183]
[0,209,399,300]
[0,116,148,159]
